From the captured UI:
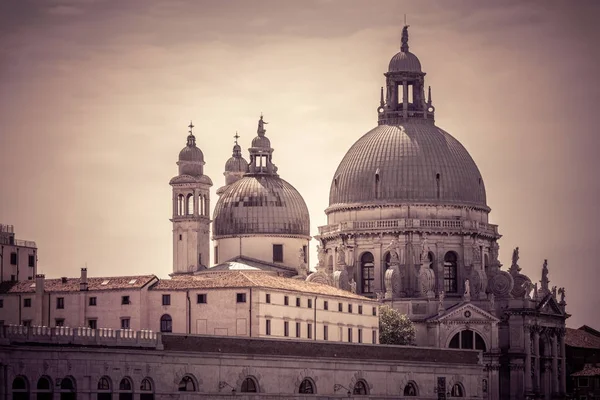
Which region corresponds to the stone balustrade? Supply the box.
[0,324,163,349]
[318,218,499,237]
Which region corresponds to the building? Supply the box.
[565,325,600,398]
[0,224,37,282]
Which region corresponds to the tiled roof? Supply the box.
[565,327,600,349]
[572,365,600,377]
[208,256,296,273]
[0,275,157,294]
[162,334,481,365]
[151,271,375,301]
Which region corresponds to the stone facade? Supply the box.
[0,224,37,282]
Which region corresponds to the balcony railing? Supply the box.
[318,218,499,236]
[0,237,37,247]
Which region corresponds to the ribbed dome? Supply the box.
[225,154,249,173]
[251,136,271,149]
[328,122,487,210]
[214,175,310,237]
[179,138,204,162]
[388,51,422,72]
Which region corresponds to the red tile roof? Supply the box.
[0,275,158,293]
[572,364,600,377]
[565,327,600,349]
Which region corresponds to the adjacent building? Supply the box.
[0,224,37,282]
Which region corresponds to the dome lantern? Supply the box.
[248,114,278,176]
[177,121,205,177]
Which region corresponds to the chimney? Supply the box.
[35,274,45,296]
[80,268,88,291]
[34,274,45,326]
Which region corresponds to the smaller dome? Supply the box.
[179,145,204,162]
[388,51,422,72]
[225,156,249,173]
[251,135,271,149]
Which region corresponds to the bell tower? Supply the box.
[169,122,213,274]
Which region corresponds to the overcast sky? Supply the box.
[0,0,598,328]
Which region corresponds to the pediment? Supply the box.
[537,294,564,316]
[428,302,500,324]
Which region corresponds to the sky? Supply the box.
[0,0,598,329]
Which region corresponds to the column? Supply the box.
[402,80,408,119]
[551,333,559,395]
[533,327,540,392]
[559,331,566,394]
[524,326,532,392]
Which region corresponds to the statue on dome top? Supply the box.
[257,114,268,135]
[509,247,521,275]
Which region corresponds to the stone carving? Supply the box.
[376,291,385,301]
[316,245,326,269]
[306,271,331,286]
[540,259,550,295]
[438,291,445,314]
[297,248,308,276]
[551,286,557,298]
[257,115,268,133]
[469,269,487,300]
[511,273,531,298]
[509,247,521,276]
[558,287,566,303]
[385,238,401,266]
[489,242,500,270]
[472,242,481,266]
[522,280,533,299]
[488,271,514,298]
[336,244,346,268]
[350,279,357,294]
[420,235,429,265]
[419,267,436,298]
[384,266,402,299]
[489,293,495,311]
[464,279,471,301]
[532,283,539,300]
[333,270,350,292]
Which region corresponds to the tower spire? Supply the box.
[427,86,432,105]
[234,131,240,145]
[401,24,410,53]
[186,120,196,147]
[380,86,385,107]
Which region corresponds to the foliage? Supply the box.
[378,305,416,345]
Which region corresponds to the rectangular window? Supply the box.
[338,302,343,312]
[162,294,171,306]
[197,293,207,304]
[10,275,15,282]
[284,321,289,337]
[307,323,312,339]
[348,328,353,343]
[323,300,328,310]
[296,322,301,338]
[0,299,3,308]
[296,297,301,307]
[56,297,64,309]
[579,377,589,387]
[273,244,283,262]
[55,319,64,327]
[307,298,313,308]
[88,319,97,329]
[358,328,363,343]
[236,293,247,303]
[372,330,377,344]
[324,325,328,341]
[22,320,31,327]
[266,319,271,335]
[265,293,271,304]
[28,255,35,267]
[23,298,31,308]
[358,305,363,314]
[179,234,182,241]
[348,304,353,313]
[339,326,343,342]
[10,253,17,265]
[121,296,130,305]
[121,318,130,329]
[89,297,97,306]
[284,296,289,306]
[302,245,308,263]
[372,307,377,316]
[214,246,218,264]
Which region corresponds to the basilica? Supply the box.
[0,26,569,400]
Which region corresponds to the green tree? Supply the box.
[378,305,416,345]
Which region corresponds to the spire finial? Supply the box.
[401,24,410,53]
[188,120,194,135]
[380,86,385,107]
[427,86,432,105]
[186,120,196,147]
[234,131,240,145]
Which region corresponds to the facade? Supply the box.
[1,326,486,399]
[565,325,600,397]
[0,224,37,282]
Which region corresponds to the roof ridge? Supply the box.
[239,271,261,287]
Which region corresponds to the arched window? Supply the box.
[97,376,112,400]
[59,377,76,400]
[361,252,375,294]
[353,380,368,395]
[450,383,464,397]
[12,376,29,400]
[118,378,133,400]
[186,194,194,216]
[448,330,487,352]
[484,254,489,271]
[178,376,196,392]
[403,381,417,396]
[241,377,258,393]
[160,314,172,333]
[36,376,52,400]
[177,194,185,216]
[298,379,314,394]
[140,379,154,400]
[443,252,458,293]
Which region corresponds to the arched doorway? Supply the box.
[360,252,375,294]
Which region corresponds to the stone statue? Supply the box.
[420,236,430,266]
[489,293,495,309]
[558,287,566,303]
[540,259,549,290]
[350,279,357,294]
[299,247,305,264]
[257,115,268,133]
[376,291,385,302]
[552,286,557,298]
[439,291,445,305]
[533,283,539,300]
[522,280,533,299]
[509,247,521,275]
[464,279,471,296]
[316,245,325,268]
[336,244,346,266]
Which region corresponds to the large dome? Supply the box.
[213,175,310,237]
[328,121,487,210]
[388,51,421,72]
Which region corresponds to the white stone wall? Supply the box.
[0,244,36,282]
[215,236,309,268]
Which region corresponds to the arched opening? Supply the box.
[59,377,76,400]
[327,255,333,270]
[12,376,29,400]
[403,381,418,396]
[448,330,487,352]
[140,379,154,400]
[450,383,464,397]
[36,376,52,400]
[118,378,133,400]
[360,252,375,294]
[160,314,172,333]
[241,377,258,393]
[178,376,196,392]
[428,251,435,269]
[375,170,381,199]
[443,252,458,293]
[353,380,368,395]
[97,376,112,400]
[298,379,314,394]
[177,194,184,216]
[484,254,489,272]
[186,194,194,215]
